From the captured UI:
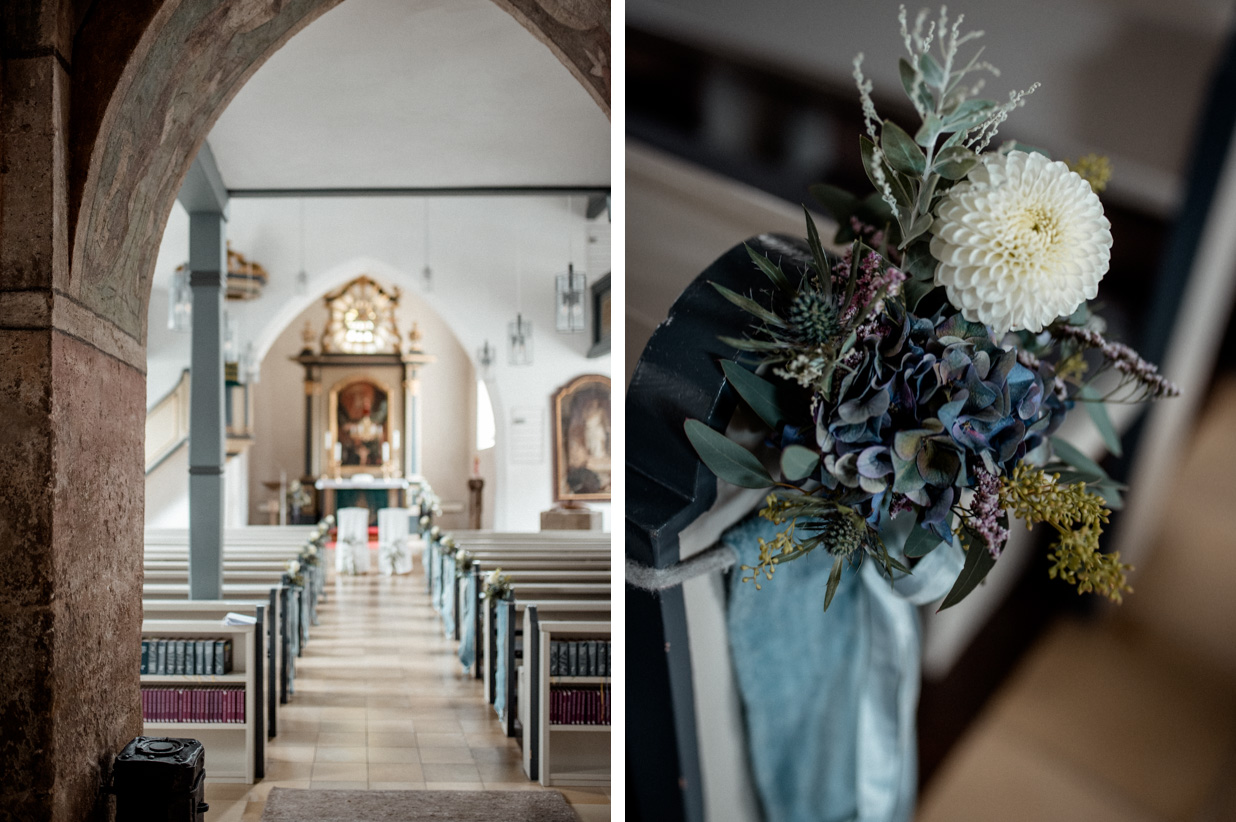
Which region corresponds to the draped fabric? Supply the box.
[377,507,413,575]
[443,561,457,638]
[336,508,370,575]
[430,544,443,613]
[494,600,510,720]
[723,510,963,822]
[458,573,477,670]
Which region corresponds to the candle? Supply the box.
[382,442,390,462]
[333,442,342,461]
[324,431,333,451]
[392,429,400,451]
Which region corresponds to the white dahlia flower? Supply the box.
[930,150,1112,335]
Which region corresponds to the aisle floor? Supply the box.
[203,566,610,820]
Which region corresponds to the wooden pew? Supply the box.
[142,582,298,709]
[484,583,610,709]
[524,615,611,786]
[141,600,268,775]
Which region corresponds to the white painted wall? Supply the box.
[144,196,611,532]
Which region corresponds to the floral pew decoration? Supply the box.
[687,6,1179,613]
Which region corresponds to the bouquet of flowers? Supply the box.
[482,568,513,602]
[687,6,1178,611]
[283,558,304,588]
[456,549,476,574]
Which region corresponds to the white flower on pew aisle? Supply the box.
[482,568,512,601]
[931,150,1112,336]
[430,525,441,541]
[284,559,304,587]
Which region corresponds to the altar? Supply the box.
[314,476,424,522]
[290,275,435,521]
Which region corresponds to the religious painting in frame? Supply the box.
[552,374,611,502]
[328,377,392,474]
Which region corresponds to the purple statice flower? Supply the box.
[971,468,1010,558]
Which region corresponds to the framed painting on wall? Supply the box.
[552,374,611,502]
[329,377,391,473]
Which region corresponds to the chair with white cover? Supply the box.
[336,507,371,575]
[377,507,413,575]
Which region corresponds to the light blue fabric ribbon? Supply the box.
[494,600,509,720]
[724,510,963,822]
[459,573,477,671]
[423,541,433,594]
[443,562,457,638]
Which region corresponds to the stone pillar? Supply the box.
[0,8,144,818]
[404,371,422,477]
[188,213,227,600]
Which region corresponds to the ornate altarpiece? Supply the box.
[294,276,434,516]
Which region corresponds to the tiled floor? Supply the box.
[203,562,610,821]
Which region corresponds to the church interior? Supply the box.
[0,0,610,819]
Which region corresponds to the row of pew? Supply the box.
[423,528,612,787]
[141,524,329,782]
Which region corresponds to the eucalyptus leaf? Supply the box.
[1079,384,1123,457]
[823,555,845,612]
[915,114,943,148]
[902,241,938,282]
[938,528,997,610]
[718,336,787,353]
[918,52,945,88]
[744,245,794,296]
[780,444,820,482]
[710,282,787,328]
[809,183,859,225]
[898,57,918,98]
[721,359,787,431]
[933,145,980,180]
[905,523,945,558]
[881,120,927,176]
[901,212,934,245]
[1050,436,1109,482]
[684,419,774,489]
[940,99,995,133]
[904,278,935,312]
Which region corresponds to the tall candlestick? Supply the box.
[382,442,390,462]
[392,429,400,451]
[324,430,333,451]
[334,442,342,462]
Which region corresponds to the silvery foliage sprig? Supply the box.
[822,5,1038,309]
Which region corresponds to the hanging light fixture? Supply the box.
[556,263,587,333]
[478,340,495,378]
[508,315,533,366]
[168,264,192,332]
[295,199,309,296]
[422,199,433,292]
[556,197,586,333]
[508,256,532,365]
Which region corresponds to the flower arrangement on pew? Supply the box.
[482,568,513,602]
[686,6,1179,611]
[283,558,305,588]
[456,550,476,574]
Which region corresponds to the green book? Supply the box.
[141,640,149,675]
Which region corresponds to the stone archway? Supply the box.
[0,1,608,817]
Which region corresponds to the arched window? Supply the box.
[476,379,496,451]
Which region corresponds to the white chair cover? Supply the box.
[377,507,413,575]
[336,507,371,574]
